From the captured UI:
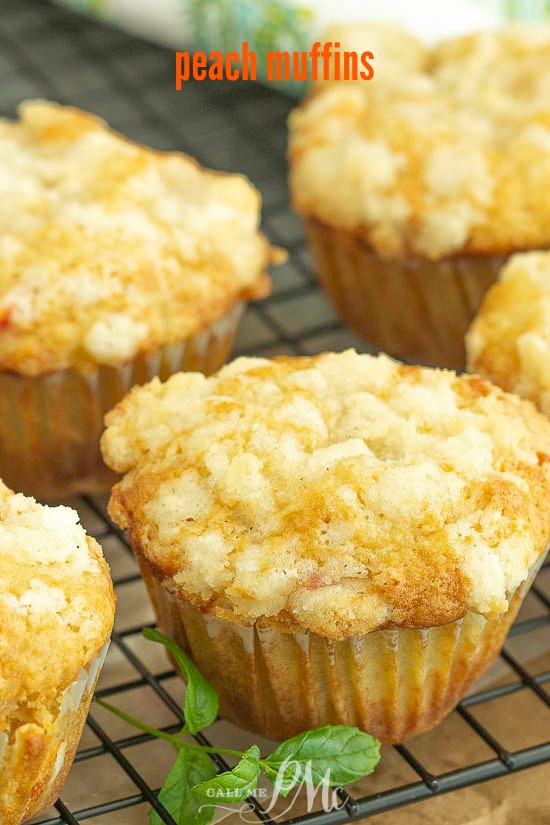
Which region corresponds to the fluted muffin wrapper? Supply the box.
[137,551,545,744]
[0,641,110,825]
[304,217,507,371]
[0,304,243,500]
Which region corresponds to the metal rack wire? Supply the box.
[0,1,548,822]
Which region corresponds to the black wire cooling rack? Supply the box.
[0,1,548,822]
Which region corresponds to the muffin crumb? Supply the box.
[0,480,115,736]
[467,251,550,418]
[102,351,550,639]
[290,25,550,259]
[0,100,271,374]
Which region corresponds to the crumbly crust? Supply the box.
[102,351,550,640]
[467,252,550,418]
[0,481,115,739]
[0,101,272,375]
[289,24,550,260]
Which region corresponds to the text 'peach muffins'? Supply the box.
[0,100,274,499]
[0,481,115,824]
[467,251,550,418]
[102,350,550,743]
[289,24,550,369]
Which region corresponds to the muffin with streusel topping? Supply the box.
[101,350,550,742]
[0,480,115,824]
[0,100,274,499]
[289,24,550,369]
[467,252,550,417]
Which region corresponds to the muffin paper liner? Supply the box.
[0,641,110,825]
[0,304,242,500]
[304,217,507,371]
[137,550,545,744]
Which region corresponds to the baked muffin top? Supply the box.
[467,252,550,418]
[289,24,550,260]
[102,350,550,640]
[0,101,271,375]
[0,481,115,737]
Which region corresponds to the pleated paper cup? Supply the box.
[136,550,544,745]
[0,642,109,825]
[304,217,507,371]
[0,305,242,500]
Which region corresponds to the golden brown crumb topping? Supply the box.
[0,101,271,375]
[0,481,115,736]
[289,24,550,260]
[102,351,550,640]
[467,251,550,418]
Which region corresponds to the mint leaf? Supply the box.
[150,748,216,825]
[143,628,218,734]
[265,726,380,788]
[191,745,261,803]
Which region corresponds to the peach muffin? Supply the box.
[0,480,115,824]
[467,252,550,419]
[102,350,550,742]
[289,25,550,369]
[0,100,274,498]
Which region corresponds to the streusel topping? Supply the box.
[0,101,271,375]
[0,480,115,734]
[102,351,550,639]
[467,252,550,418]
[289,25,550,260]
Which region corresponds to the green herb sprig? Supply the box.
[96,627,381,823]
